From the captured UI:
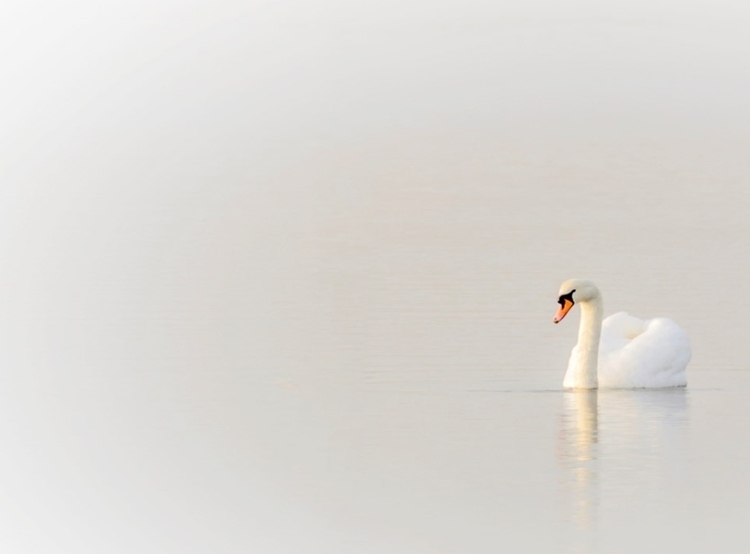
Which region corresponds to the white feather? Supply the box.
[557,279,691,389]
[597,312,691,388]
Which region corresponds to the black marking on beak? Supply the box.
[557,290,575,307]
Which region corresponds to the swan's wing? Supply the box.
[599,312,648,354]
[598,312,691,388]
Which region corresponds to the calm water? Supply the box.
[3,1,750,552]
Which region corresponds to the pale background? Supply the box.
[1,1,750,552]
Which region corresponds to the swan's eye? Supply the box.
[558,290,575,306]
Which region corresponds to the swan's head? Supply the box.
[553,279,600,324]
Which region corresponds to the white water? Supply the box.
[2,1,750,552]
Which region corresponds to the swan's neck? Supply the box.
[564,296,603,389]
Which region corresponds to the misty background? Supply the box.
[1,1,750,552]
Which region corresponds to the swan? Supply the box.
[553,279,691,389]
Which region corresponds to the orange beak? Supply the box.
[553,299,574,324]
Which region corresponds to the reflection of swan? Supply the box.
[553,279,691,389]
[559,391,599,532]
[558,388,689,539]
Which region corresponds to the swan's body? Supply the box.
[554,279,690,389]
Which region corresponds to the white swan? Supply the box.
[553,279,691,389]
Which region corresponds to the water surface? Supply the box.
[2,1,750,552]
